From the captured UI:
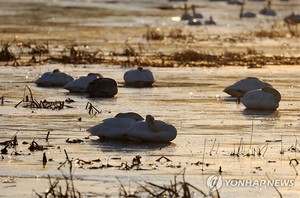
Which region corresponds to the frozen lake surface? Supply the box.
[1,65,300,197]
[0,0,300,197]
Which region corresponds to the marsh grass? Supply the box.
[15,86,71,110]
[47,45,104,64]
[0,42,16,62]
[0,36,299,67]
[34,150,82,198]
[85,102,101,116]
[119,169,211,198]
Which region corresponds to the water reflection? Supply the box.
[242,109,280,118]
[90,139,174,152]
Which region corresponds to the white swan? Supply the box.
[87,114,177,143]
[284,12,300,25]
[123,67,155,88]
[259,1,276,16]
[188,18,202,26]
[188,5,203,26]
[205,16,217,25]
[64,73,103,93]
[191,5,203,19]
[36,69,74,87]
[87,112,143,139]
[223,77,272,97]
[181,4,192,21]
[284,13,300,35]
[85,77,118,98]
[127,115,177,142]
[240,3,256,18]
[241,86,281,110]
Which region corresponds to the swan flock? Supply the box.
[35,68,282,144]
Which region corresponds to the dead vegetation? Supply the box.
[0,33,298,67]
[0,42,16,61]
[169,48,300,67]
[119,169,218,198]
[34,150,82,198]
[15,86,72,110]
[47,45,104,64]
[85,102,101,116]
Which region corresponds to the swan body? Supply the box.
[127,115,177,142]
[191,5,203,19]
[188,19,202,26]
[241,87,281,110]
[64,73,103,93]
[240,4,256,18]
[241,12,256,18]
[227,0,243,5]
[259,8,276,16]
[124,67,155,88]
[181,4,192,21]
[205,16,217,25]
[87,117,138,139]
[87,114,177,143]
[284,13,300,25]
[36,69,74,87]
[115,112,144,121]
[223,77,271,97]
[85,77,118,98]
[259,1,276,16]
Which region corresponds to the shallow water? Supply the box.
[1,65,300,197]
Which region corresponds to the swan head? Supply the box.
[146,115,159,132]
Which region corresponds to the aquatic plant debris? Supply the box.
[15,85,72,110]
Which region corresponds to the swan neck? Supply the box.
[146,116,159,132]
[240,4,244,18]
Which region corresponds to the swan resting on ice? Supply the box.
[241,86,281,110]
[123,66,155,88]
[64,73,103,93]
[223,77,271,97]
[87,113,177,143]
[36,69,74,87]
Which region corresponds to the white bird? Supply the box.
[284,12,300,35]
[241,86,281,110]
[87,114,177,143]
[188,18,202,26]
[127,115,177,142]
[123,66,155,88]
[87,112,143,140]
[240,3,256,18]
[191,5,203,18]
[223,77,271,97]
[188,5,203,26]
[181,4,192,21]
[64,73,102,93]
[284,12,300,25]
[85,77,118,98]
[36,69,74,87]
[259,1,276,16]
[205,16,217,25]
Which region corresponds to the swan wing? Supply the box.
[87,118,136,138]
